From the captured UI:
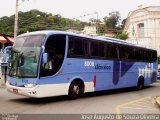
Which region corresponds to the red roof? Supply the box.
[0,34,14,44]
[0,36,7,43]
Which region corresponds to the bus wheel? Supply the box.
[69,81,84,99]
[137,77,144,90]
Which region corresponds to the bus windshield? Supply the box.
[8,35,45,78]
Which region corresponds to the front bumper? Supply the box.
[6,82,68,98]
[6,82,39,97]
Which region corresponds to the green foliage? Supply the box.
[113,33,128,40]
[0,9,85,36]
[103,11,120,30]
[97,24,106,35]
[0,9,125,37]
[0,16,14,35]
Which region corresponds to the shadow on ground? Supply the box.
[8,85,154,105]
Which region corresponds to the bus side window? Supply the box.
[68,39,74,56]
[111,44,119,59]
[90,41,99,57]
[68,36,89,58]
[105,43,112,58]
[98,42,105,58]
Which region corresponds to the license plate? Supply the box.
[13,89,18,94]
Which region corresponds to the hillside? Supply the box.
[0,9,86,36]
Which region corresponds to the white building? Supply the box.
[82,26,97,35]
[123,6,160,56]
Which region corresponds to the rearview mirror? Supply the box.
[42,53,48,64]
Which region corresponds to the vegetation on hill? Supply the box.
[0,9,86,36]
[0,9,127,40]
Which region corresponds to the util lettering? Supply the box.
[139,63,153,78]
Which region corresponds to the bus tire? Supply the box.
[68,80,84,99]
[137,76,144,90]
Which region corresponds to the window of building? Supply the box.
[137,23,144,38]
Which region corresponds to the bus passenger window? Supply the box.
[111,45,119,59]
[91,41,99,57]
[68,36,88,58]
[99,42,105,58]
[68,39,74,55]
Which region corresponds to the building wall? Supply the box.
[124,6,160,56]
[82,26,97,35]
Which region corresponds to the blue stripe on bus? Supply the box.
[121,61,134,77]
[113,60,120,85]
[113,61,134,85]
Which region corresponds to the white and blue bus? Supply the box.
[6,31,157,99]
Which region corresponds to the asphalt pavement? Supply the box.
[0,80,160,114]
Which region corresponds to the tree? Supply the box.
[121,19,126,29]
[97,24,106,35]
[53,14,62,24]
[0,10,86,35]
[103,11,120,31]
[113,33,128,40]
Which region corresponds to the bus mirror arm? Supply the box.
[42,53,48,64]
[42,46,45,53]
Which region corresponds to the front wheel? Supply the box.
[68,82,80,99]
[137,77,144,90]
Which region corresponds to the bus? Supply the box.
[6,30,157,99]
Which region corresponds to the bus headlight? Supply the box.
[24,84,36,88]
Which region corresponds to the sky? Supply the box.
[0,0,160,22]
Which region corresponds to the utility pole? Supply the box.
[95,12,99,34]
[14,0,29,38]
[14,0,19,39]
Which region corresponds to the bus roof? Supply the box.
[18,30,156,51]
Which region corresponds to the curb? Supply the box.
[155,96,160,107]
